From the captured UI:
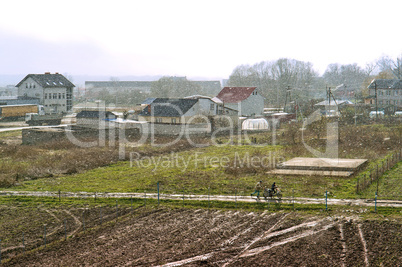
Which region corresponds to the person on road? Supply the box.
[271,182,277,194]
[251,180,263,198]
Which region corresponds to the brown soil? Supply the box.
[2,208,401,267]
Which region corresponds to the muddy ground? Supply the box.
[3,207,401,267]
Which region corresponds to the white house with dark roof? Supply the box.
[16,72,75,114]
[215,87,264,116]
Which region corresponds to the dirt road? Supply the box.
[1,190,401,207]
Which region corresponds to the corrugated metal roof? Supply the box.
[216,87,257,103]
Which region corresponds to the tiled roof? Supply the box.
[367,79,402,89]
[16,73,75,88]
[216,87,257,103]
[139,98,197,117]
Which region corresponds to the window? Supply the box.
[26,83,28,88]
[53,93,57,99]
[386,90,391,96]
[394,90,398,96]
[62,93,65,99]
[156,118,162,123]
[44,93,47,99]
[210,103,215,110]
[59,93,61,99]
[171,118,177,124]
[33,84,36,88]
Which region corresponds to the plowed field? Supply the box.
[4,208,401,266]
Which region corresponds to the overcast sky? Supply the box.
[0,0,401,80]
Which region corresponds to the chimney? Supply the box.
[45,72,50,74]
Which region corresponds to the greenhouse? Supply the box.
[241,118,269,130]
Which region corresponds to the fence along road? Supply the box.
[1,190,401,208]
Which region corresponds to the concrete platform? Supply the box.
[269,157,367,177]
[268,169,353,177]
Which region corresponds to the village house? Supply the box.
[215,87,264,117]
[138,97,237,124]
[16,72,74,114]
[137,97,238,135]
[365,79,402,109]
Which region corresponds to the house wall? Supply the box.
[143,123,211,136]
[222,91,264,117]
[18,77,43,100]
[369,88,402,107]
[18,78,71,114]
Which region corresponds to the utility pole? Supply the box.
[354,88,357,126]
[375,80,378,121]
[284,86,291,113]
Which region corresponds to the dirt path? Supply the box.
[1,190,401,208]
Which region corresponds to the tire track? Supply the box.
[222,213,290,267]
[63,209,82,236]
[358,223,369,267]
[339,223,347,267]
[239,222,336,258]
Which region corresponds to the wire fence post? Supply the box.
[131,196,133,213]
[144,191,147,207]
[116,200,118,219]
[293,189,295,210]
[325,191,328,211]
[208,187,210,209]
[100,206,103,225]
[182,188,185,208]
[157,182,160,206]
[58,189,61,203]
[235,188,237,209]
[375,191,378,213]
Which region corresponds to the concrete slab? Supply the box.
[276,157,367,172]
[269,157,368,177]
[268,169,353,177]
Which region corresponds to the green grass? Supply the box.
[359,161,402,200]
[0,130,22,138]
[5,142,399,200]
[11,145,281,194]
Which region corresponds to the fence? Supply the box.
[356,149,402,194]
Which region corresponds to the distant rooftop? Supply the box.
[368,79,402,89]
[16,73,75,88]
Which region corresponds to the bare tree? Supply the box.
[375,55,402,79]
